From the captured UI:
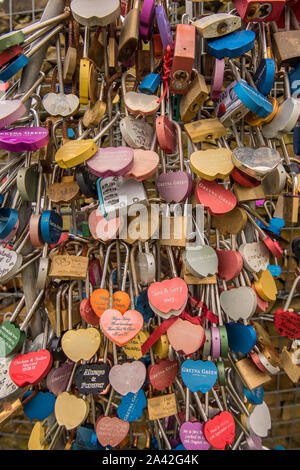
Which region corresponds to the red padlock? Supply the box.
[233,0,286,22]
[170,24,195,95]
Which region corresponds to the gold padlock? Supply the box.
[179,70,208,122]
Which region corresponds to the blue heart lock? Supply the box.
[23,391,56,421]
[181,359,218,393]
[233,80,274,118]
[225,322,256,354]
[207,30,255,59]
[117,389,146,422]
[267,265,282,277]
[244,386,264,405]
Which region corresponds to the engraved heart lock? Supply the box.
[156,120,193,203]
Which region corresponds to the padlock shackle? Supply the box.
[284,275,300,311]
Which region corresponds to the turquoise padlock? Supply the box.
[138,73,161,95]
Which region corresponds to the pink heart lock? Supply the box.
[0,127,49,152]
[86,147,134,178]
[156,172,193,203]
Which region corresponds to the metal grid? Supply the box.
[0,0,46,31]
[0,0,299,451]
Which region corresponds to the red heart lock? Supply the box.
[216,249,243,280]
[195,179,237,215]
[148,358,178,391]
[274,309,300,339]
[148,278,188,315]
[204,411,235,450]
[100,309,144,346]
[9,349,53,388]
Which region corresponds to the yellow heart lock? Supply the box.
[55,140,97,168]
[55,112,120,168]
[55,392,90,430]
[122,330,150,360]
[254,269,278,302]
[190,148,234,181]
[61,327,101,362]
[28,422,49,450]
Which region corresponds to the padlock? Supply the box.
[228,352,271,391]
[71,0,120,26]
[90,241,130,317]
[139,0,155,44]
[192,13,241,38]
[271,8,300,67]
[78,26,98,106]
[253,22,275,95]
[283,174,299,224]
[122,70,160,116]
[157,120,192,203]
[155,0,173,51]
[262,70,300,138]
[179,70,209,123]
[233,0,285,22]
[170,23,195,95]
[139,74,162,95]
[99,266,144,347]
[43,37,79,117]
[55,112,119,168]
[117,0,141,63]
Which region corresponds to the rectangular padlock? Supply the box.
[233,0,285,22]
[170,24,195,95]
[97,176,148,219]
[179,71,208,122]
[233,182,265,202]
[147,393,177,420]
[235,357,272,390]
[184,118,227,143]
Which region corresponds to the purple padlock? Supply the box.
[0,127,49,152]
[155,4,174,50]
[139,0,155,43]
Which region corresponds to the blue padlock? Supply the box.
[254,59,275,96]
[138,73,161,95]
[207,30,255,59]
[253,23,275,96]
[233,80,273,118]
[267,264,282,277]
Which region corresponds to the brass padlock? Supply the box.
[235,357,272,390]
[179,70,208,122]
[283,174,299,224]
[184,118,227,143]
[117,0,140,63]
[280,345,300,383]
[147,385,177,420]
[233,182,265,202]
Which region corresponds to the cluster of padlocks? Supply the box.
[0,0,300,451]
